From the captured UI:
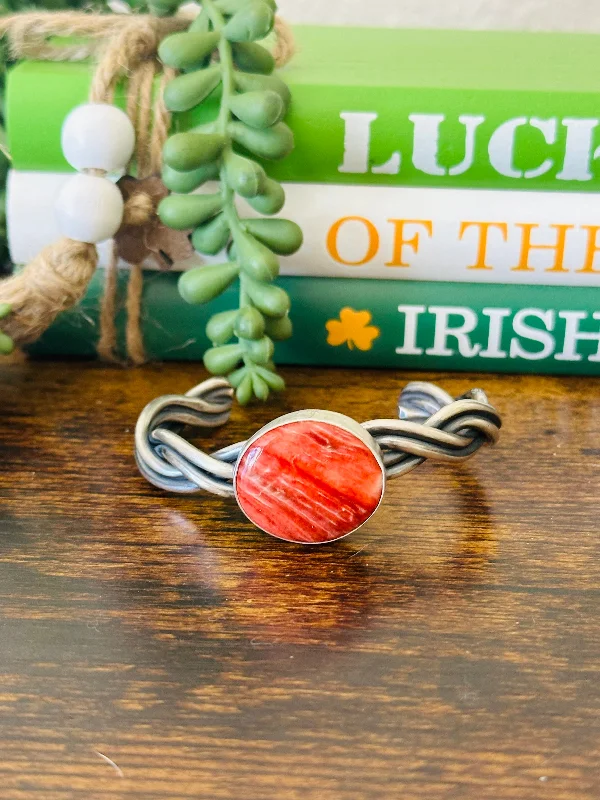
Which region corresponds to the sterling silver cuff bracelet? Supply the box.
[135,379,502,544]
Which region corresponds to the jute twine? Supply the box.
[0,10,295,364]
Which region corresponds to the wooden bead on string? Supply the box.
[55,173,124,244]
[61,103,136,173]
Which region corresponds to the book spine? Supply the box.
[8,51,600,193]
[10,170,600,287]
[29,272,600,376]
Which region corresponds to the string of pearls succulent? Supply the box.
[56,103,136,244]
[154,0,300,405]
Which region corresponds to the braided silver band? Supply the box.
[135,379,501,496]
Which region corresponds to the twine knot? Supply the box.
[123,191,155,227]
[114,175,193,270]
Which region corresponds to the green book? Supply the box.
[9,26,600,192]
[29,272,600,376]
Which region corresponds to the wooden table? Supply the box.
[1,361,599,800]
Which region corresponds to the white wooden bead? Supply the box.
[55,174,124,243]
[61,103,135,173]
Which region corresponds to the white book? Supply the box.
[8,169,600,287]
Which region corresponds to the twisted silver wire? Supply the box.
[135,379,501,494]
[364,382,501,479]
[135,378,243,496]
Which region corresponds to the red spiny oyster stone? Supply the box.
[234,419,384,544]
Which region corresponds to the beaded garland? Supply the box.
[0,3,298,406]
[56,104,138,243]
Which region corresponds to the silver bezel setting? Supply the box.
[233,409,387,544]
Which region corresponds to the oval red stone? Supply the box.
[234,417,384,544]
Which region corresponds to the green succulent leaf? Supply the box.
[192,213,231,255]
[242,218,303,254]
[204,343,244,375]
[245,335,274,365]
[0,332,13,355]
[227,364,249,388]
[245,178,285,215]
[0,303,13,355]
[245,278,290,318]
[162,162,220,194]
[164,66,221,113]
[163,132,226,172]
[235,230,279,281]
[222,148,266,198]
[158,31,220,70]
[229,90,284,129]
[227,241,238,262]
[250,371,270,401]
[235,372,254,405]
[231,42,275,74]
[255,365,286,392]
[158,193,223,230]
[234,305,265,339]
[206,309,238,345]
[189,10,211,32]
[264,313,292,340]
[222,1,274,42]
[178,263,240,304]
[229,120,294,159]
[234,71,291,110]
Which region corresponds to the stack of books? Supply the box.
[5,26,600,374]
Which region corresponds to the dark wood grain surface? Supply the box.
[0,361,599,800]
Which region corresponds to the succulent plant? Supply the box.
[158,0,301,405]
